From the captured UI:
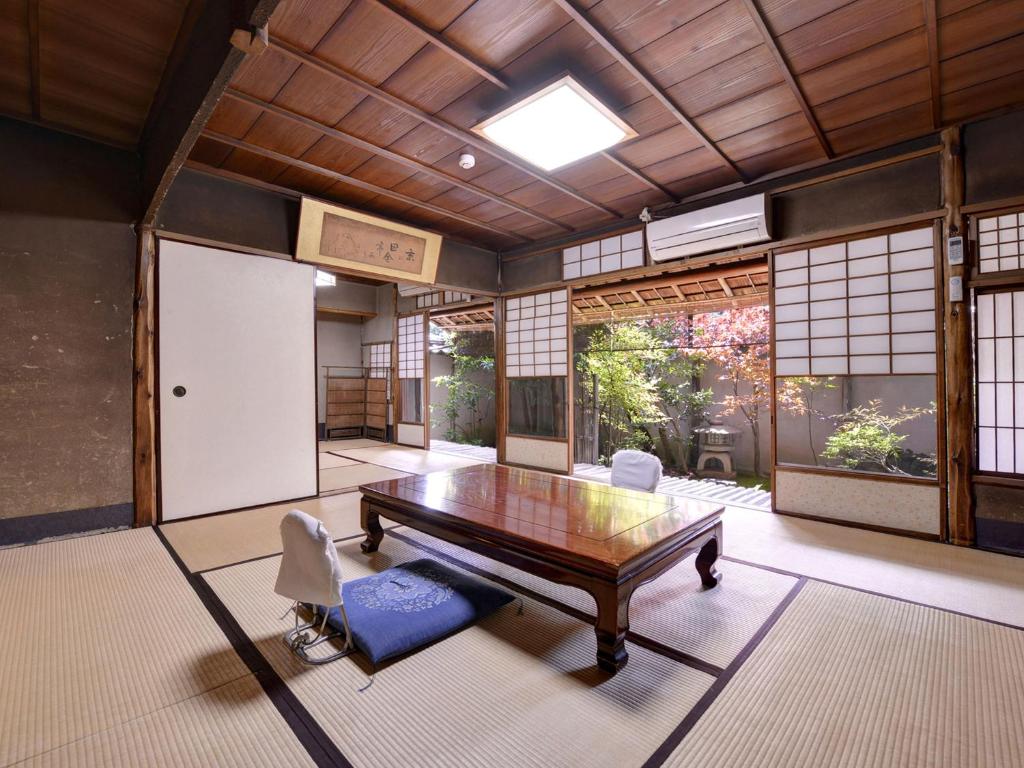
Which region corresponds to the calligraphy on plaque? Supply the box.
[295,197,442,284]
[319,213,425,275]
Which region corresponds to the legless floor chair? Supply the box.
[275,510,353,665]
[275,510,515,673]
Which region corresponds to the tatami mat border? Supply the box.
[153,527,353,768]
[639,578,808,767]
[193,530,391,576]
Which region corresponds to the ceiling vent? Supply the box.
[646,193,771,263]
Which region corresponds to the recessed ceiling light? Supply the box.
[471,75,637,171]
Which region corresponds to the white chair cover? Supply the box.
[610,450,662,493]
[274,509,344,608]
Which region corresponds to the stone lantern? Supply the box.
[694,417,742,479]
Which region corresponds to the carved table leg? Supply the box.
[360,498,384,553]
[593,583,633,673]
[695,522,722,588]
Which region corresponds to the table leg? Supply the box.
[360,498,383,553]
[593,583,633,673]
[695,522,722,588]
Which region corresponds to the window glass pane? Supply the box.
[401,378,422,423]
[775,375,937,478]
[508,377,567,438]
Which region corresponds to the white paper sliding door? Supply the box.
[396,313,428,447]
[158,240,317,521]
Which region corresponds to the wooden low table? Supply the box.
[359,463,723,673]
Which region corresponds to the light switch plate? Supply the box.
[950,275,964,303]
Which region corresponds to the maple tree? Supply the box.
[684,306,771,477]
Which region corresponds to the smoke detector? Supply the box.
[458,153,476,170]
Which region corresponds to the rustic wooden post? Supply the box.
[132,229,158,526]
[941,125,974,545]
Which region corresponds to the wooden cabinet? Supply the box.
[325,370,390,440]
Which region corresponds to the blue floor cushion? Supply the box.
[322,558,514,666]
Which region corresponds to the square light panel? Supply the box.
[472,76,637,171]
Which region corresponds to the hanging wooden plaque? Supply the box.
[296,197,442,283]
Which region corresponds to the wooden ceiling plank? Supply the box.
[739,0,833,158]
[548,0,746,182]
[718,277,735,296]
[223,87,571,231]
[201,128,528,241]
[141,0,283,225]
[268,36,618,217]
[365,0,509,90]
[27,0,40,119]
[923,0,942,128]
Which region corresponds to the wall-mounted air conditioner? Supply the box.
[397,283,432,297]
[646,193,771,263]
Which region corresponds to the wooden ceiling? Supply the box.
[0,0,192,146]
[187,0,1024,251]
[2,1,1021,248]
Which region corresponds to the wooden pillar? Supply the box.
[941,126,974,545]
[494,296,506,464]
[132,229,158,526]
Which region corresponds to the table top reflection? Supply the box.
[360,463,723,570]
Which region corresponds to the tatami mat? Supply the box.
[722,505,1024,627]
[318,452,360,469]
[394,528,796,668]
[16,675,314,768]
[319,439,383,451]
[663,580,1024,768]
[206,536,716,768]
[160,492,376,573]
[331,445,485,474]
[318,463,409,492]
[0,528,307,767]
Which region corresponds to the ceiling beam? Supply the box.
[223,88,572,232]
[718,277,735,296]
[201,129,529,242]
[548,0,746,181]
[27,0,40,119]
[365,0,509,90]
[140,0,282,226]
[923,0,942,129]
[268,37,619,218]
[600,150,677,201]
[738,0,833,158]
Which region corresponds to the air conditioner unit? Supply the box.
[397,283,432,297]
[646,193,771,263]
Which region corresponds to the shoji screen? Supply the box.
[502,289,572,472]
[396,313,427,447]
[977,211,1024,273]
[773,226,937,377]
[772,225,942,536]
[976,291,1024,474]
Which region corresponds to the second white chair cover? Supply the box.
[610,450,662,493]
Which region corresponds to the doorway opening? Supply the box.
[428,303,497,463]
[571,263,772,510]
